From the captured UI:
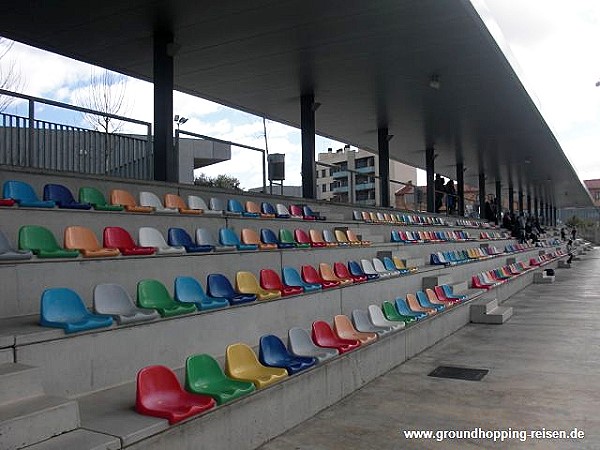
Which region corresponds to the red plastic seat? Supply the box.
[433,286,461,305]
[103,226,155,256]
[301,264,339,289]
[294,229,313,247]
[136,365,216,424]
[311,321,360,354]
[0,198,15,206]
[259,269,303,296]
[334,261,367,283]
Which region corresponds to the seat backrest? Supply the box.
[282,266,304,287]
[309,229,325,244]
[137,365,182,402]
[187,195,209,211]
[219,228,241,246]
[174,276,208,304]
[94,283,136,315]
[393,298,413,315]
[64,226,101,251]
[245,201,261,214]
[110,189,138,207]
[185,354,226,387]
[322,229,337,244]
[260,269,284,290]
[139,227,169,247]
[260,229,278,245]
[236,271,261,294]
[207,273,236,298]
[241,228,260,245]
[312,320,346,346]
[44,183,76,204]
[334,314,356,336]
[372,258,387,273]
[346,229,360,242]
[289,204,303,216]
[4,180,39,202]
[361,259,377,274]
[276,204,290,216]
[301,265,321,283]
[209,197,225,211]
[227,199,244,214]
[103,226,137,249]
[79,186,108,206]
[259,334,291,364]
[303,205,317,217]
[294,229,311,244]
[226,343,261,374]
[139,191,164,209]
[168,228,194,246]
[262,202,276,215]
[334,262,352,279]
[164,194,187,210]
[288,327,318,353]
[19,225,61,251]
[196,228,217,246]
[334,230,349,243]
[319,263,337,280]
[383,257,396,271]
[278,228,295,244]
[41,287,90,322]
[347,260,364,276]
[392,256,406,269]
[137,279,175,308]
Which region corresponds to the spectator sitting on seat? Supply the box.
[445,179,456,215]
[434,174,444,213]
[560,227,566,241]
[502,211,511,231]
[571,226,577,240]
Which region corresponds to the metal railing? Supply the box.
[0,89,153,180]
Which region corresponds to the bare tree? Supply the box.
[0,37,25,112]
[75,68,130,133]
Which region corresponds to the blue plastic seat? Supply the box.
[219,228,257,251]
[168,228,212,253]
[348,260,378,281]
[416,290,445,311]
[207,273,256,305]
[174,276,229,310]
[262,202,286,218]
[40,288,113,333]
[394,298,427,320]
[390,230,402,242]
[282,266,322,292]
[430,253,443,265]
[228,199,259,217]
[259,334,316,375]
[3,180,55,208]
[303,205,325,220]
[383,257,402,274]
[260,228,293,249]
[43,183,91,209]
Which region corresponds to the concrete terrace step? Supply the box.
[470,298,498,316]
[0,395,79,450]
[0,363,43,405]
[471,305,513,325]
[24,429,119,450]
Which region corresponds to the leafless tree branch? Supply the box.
[0,37,26,112]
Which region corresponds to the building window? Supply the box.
[330,182,335,191]
[322,184,327,193]
[321,169,327,178]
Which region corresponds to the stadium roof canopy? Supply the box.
[0,0,592,207]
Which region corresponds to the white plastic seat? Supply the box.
[209,197,226,214]
[187,195,222,215]
[372,258,398,277]
[352,210,362,221]
[195,228,235,252]
[138,227,186,255]
[275,204,291,217]
[0,230,32,260]
[361,259,383,278]
[367,305,405,330]
[287,327,338,363]
[139,191,178,213]
[93,283,159,324]
[351,309,392,336]
[322,229,339,245]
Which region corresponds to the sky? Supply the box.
[0,0,599,190]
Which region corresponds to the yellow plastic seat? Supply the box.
[333,314,377,344]
[236,271,281,301]
[225,343,288,388]
[110,189,154,213]
[334,229,354,246]
[383,213,392,223]
[369,212,379,222]
[64,226,120,258]
[164,193,201,215]
[241,228,276,250]
[393,256,417,273]
[319,263,352,286]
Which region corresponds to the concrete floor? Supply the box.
[260,249,600,450]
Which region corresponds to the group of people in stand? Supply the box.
[434,174,457,215]
[500,211,546,245]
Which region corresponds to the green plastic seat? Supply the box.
[185,354,255,405]
[79,186,124,211]
[279,228,309,248]
[18,225,79,258]
[137,279,197,317]
[382,301,415,323]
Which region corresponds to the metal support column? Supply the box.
[534,197,539,219]
[495,180,502,223]
[508,185,514,215]
[456,162,465,217]
[527,193,531,215]
[479,173,486,220]
[518,191,524,215]
[378,128,390,208]
[153,29,175,182]
[301,93,316,199]
[426,147,435,213]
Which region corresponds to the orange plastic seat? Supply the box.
[346,229,370,246]
[425,288,452,308]
[64,226,120,258]
[246,200,273,218]
[333,315,377,344]
[405,293,436,316]
[309,229,335,247]
[110,189,154,213]
[236,271,281,301]
[241,228,276,250]
[334,229,353,246]
[319,263,352,286]
[164,193,201,215]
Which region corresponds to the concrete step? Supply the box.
[533,272,555,284]
[0,395,79,450]
[471,306,513,324]
[470,298,498,317]
[0,363,44,406]
[422,273,454,289]
[24,429,120,450]
[450,280,469,293]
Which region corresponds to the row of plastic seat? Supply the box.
[2,180,326,220]
[5,224,372,260]
[390,229,475,244]
[353,210,448,226]
[134,287,469,424]
[455,219,496,229]
[480,231,509,240]
[430,247,498,266]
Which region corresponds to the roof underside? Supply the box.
[0,0,592,207]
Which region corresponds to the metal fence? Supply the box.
[0,89,153,180]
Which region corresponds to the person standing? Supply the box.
[571,226,577,240]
